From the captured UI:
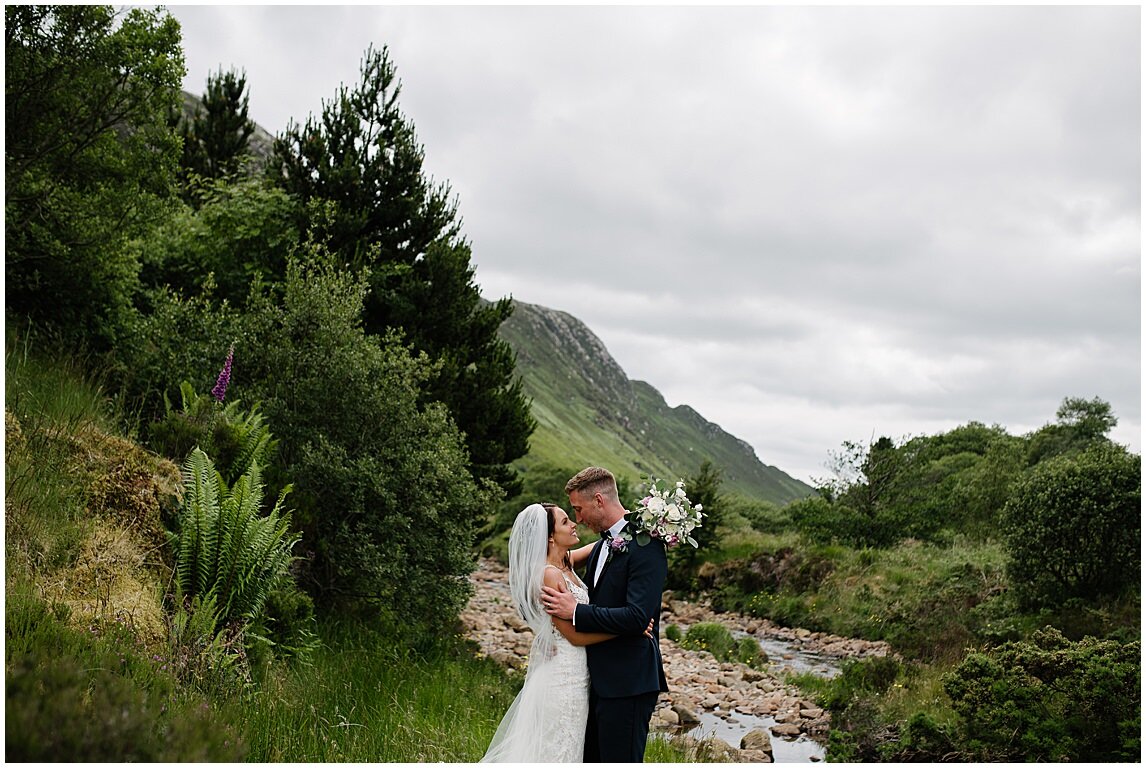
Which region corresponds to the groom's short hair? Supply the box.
[565,466,618,500]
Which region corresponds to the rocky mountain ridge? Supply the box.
[498,300,812,504]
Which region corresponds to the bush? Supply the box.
[818,655,902,712]
[1001,442,1140,608]
[944,627,1139,761]
[735,636,769,669]
[788,495,896,548]
[240,255,496,635]
[149,378,276,487]
[680,621,736,662]
[5,586,244,761]
[664,623,683,643]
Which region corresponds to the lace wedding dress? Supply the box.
[481,564,589,762]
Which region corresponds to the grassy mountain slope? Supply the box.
[499,299,812,504]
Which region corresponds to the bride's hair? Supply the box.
[539,502,572,570]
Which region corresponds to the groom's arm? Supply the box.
[573,542,666,636]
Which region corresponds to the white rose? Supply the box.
[666,504,682,522]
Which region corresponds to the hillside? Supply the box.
[498,299,812,504]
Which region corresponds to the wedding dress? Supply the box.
[481,505,590,763]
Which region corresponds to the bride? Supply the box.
[481,502,653,763]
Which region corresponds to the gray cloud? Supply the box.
[171,4,1140,483]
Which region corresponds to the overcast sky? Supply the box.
[168,4,1140,484]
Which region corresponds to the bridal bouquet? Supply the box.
[623,477,704,549]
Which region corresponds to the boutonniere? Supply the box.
[605,533,630,557]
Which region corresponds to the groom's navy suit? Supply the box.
[575,524,669,762]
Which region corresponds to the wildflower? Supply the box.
[211,344,234,402]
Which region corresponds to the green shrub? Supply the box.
[5,586,244,761]
[680,621,736,662]
[944,627,1140,761]
[734,636,769,669]
[239,255,496,635]
[1001,442,1140,608]
[246,581,320,669]
[889,712,958,761]
[150,379,276,487]
[664,623,683,643]
[788,494,896,548]
[818,655,902,712]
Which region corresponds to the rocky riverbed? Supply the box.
[460,559,892,763]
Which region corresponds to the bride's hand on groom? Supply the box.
[643,618,655,639]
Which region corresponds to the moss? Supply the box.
[42,520,170,650]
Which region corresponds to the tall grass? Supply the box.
[5,331,115,578]
[231,616,699,761]
[231,620,519,761]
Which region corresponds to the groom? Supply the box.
[541,466,669,763]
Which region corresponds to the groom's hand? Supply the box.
[541,585,575,621]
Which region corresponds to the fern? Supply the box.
[173,448,298,627]
[177,449,222,597]
[225,403,275,483]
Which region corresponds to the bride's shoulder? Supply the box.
[542,565,566,589]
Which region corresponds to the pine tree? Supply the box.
[269,45,534,496]
[180,68,256,197]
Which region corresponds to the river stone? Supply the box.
[741,727,773,754]
[771,722,803,738]
[503,612,528,631]
[741,749,773,763]
[706,738,739,762]
[672,703,699,725]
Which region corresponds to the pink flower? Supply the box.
[211,345,234,402]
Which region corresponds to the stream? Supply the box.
[674,624,844,762]
[462,560,890,763]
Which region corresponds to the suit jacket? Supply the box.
[575,531,669,699]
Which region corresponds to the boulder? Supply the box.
[770,722,803,738]
[740,749,773,763]
[740,727,773,754]
[672,703,700,725]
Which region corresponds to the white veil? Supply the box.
[481,503,562,762]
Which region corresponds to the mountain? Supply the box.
[498,300,813,505]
